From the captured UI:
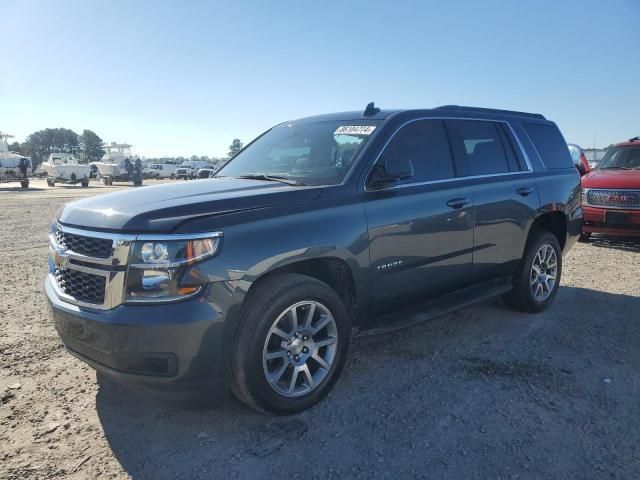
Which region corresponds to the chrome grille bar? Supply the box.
[584,189,640,209]
[49,224,135,310]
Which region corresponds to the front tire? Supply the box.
[232,274,351,415]
[503,230,562,313]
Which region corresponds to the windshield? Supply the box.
[216,121,380,185]
[597,146,640,170]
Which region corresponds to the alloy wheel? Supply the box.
[530,243,558,302]
[262,301,338,398]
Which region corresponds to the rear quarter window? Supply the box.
[523,123,573,169]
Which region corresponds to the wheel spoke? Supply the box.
[288,366,301,393]
[315,336,337,349]
[273,327,290,340]
[269,362,289,384]
[265,349,288,360]
[312,314,331,334]
[312,352,330,369]
[289,307,299,334]
[303,303,316,330]
[535,283,543,300]
[301,364,314,389]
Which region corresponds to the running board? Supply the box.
[357,277,513,338]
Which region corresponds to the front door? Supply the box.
[363,119,475,309]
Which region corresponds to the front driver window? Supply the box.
[375,119,455,185]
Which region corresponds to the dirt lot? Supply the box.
[1,178,639,479]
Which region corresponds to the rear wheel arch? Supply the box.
[527,211,568,251]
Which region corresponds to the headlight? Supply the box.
[125,233,222,303]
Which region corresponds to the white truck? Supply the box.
[175,161,210,180]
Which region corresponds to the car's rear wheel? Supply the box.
[503,230,562,313]
[578,232,591,243]
[231,274,350,415]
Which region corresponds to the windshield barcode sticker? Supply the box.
[334,125,376,136]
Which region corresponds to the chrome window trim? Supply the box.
[582,188,640,210]
[362,116,533,192]
[49,223,223,310]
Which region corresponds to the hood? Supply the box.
[581,169,640,189]
[58,178,322,232]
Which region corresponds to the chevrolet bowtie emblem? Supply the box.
[52,249,70,270]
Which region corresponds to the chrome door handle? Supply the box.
[446,198,470,209]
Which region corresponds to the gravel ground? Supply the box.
[1,179,639,479]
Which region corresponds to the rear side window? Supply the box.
[523,123,573,169]
[446,120,513,175]
[376,119,455,184]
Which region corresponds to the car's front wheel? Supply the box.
[503,229,562,313]
[231,274,350,415]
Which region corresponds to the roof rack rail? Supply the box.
[434,105,546,120]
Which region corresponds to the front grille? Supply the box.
[54,268,106,304]
[54,228,113,258]
[586,189,640,209]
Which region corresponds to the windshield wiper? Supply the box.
[235,174,306,186]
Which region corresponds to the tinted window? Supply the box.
[448,120,511,175]
[376,120,454,184]
[523,123,573,169]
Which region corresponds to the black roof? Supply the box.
[288,105,546,124]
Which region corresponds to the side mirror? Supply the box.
[369,157,414,189]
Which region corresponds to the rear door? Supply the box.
[446,119,539,280]
[364,119,475,308]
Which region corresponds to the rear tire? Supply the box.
[20,180,29,189]
[81,180,89,188]
[578,232,591,243]
[231,274,351,415]
[503,230,562,313]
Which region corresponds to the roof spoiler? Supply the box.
[435,105,546,120]
[629,136,640,142]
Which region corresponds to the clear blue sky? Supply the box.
[2,0,639,157]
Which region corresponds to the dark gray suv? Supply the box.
[45,104,582,414]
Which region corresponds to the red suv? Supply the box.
[580,137,640,241]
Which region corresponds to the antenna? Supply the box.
[363,102,380,116]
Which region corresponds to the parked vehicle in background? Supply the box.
[144,163,178,179]
[197,167,217,178]
[42,153,91,187]
[46,104,582,415]
[580,136,640,241]
[175,161,209,179]
[568,143,590,176]
[0,132,31,188]
[93,143,144,186]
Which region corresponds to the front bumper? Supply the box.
[45,275,231,405]
[583,205,640,237]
